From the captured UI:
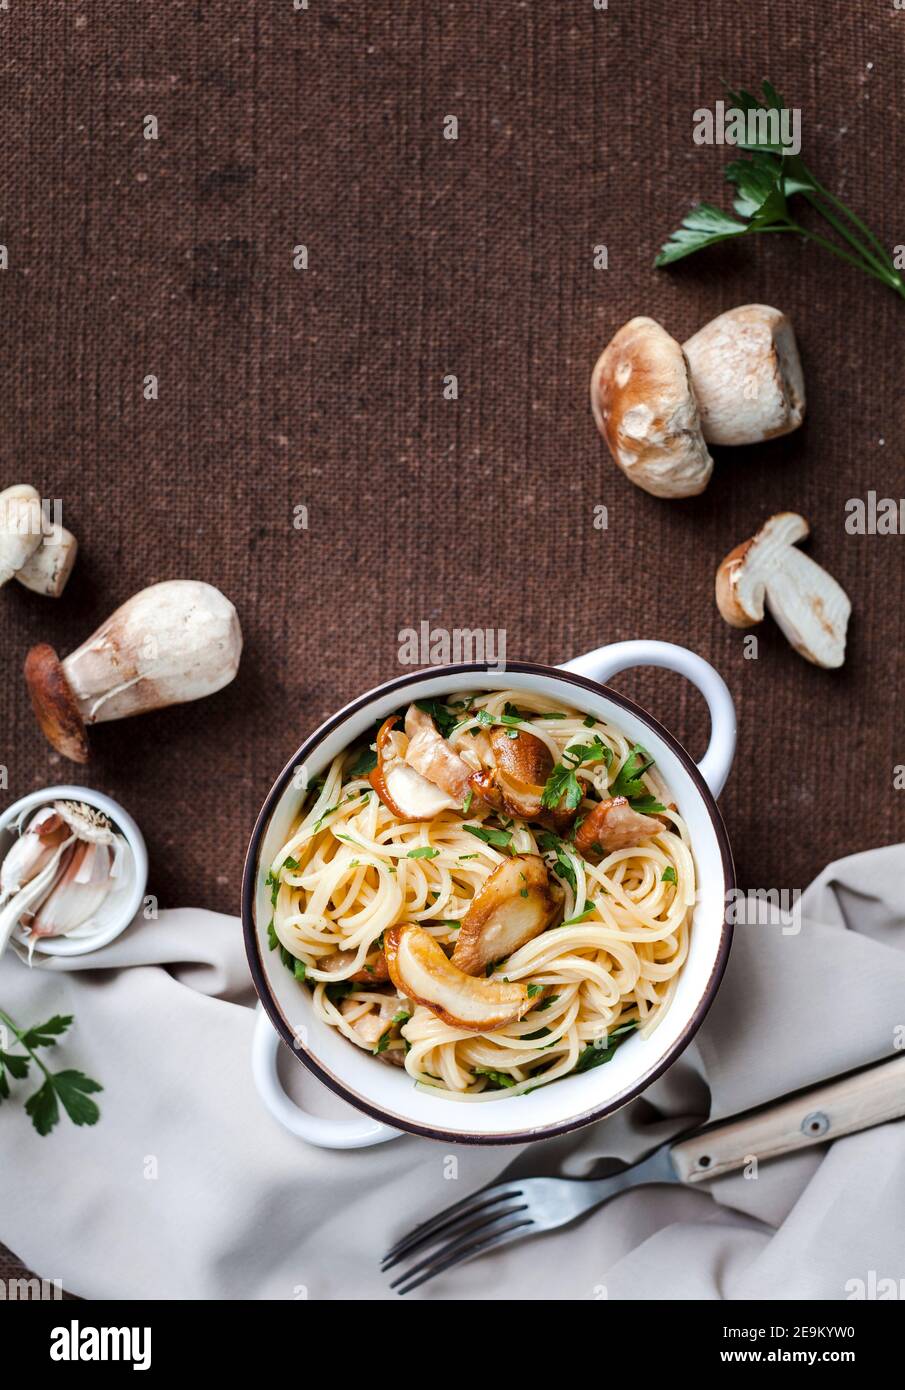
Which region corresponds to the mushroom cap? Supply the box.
[683,304,805,446]
[590,317,713,499]
[24,643,90,763]
[0,484,43,587]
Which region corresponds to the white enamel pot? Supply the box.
[242,642,736,1148]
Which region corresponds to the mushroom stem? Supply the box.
[15,523,79,598]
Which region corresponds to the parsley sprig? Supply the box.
[656,80,905,302]
[610,745,666,814]
[541,736,611,812]
[574,1019,638,1074]
[0,1009,102,1136]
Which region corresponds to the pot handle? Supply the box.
[559,641,736,798]
[251,1006,402,1149]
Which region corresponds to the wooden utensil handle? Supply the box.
[671,1054,905,1184]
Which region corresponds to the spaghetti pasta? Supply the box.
[268,688,695,1100]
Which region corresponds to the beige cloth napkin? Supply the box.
[1,845,903,1301]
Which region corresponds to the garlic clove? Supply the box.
[0,807,69,903]
[28,839,114,940]
[0,840,75,955]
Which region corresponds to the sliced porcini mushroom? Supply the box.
[318,946,390,984]
[16,523,78,598]
[403,703,474,803]
[0,484,43,588]
[491,726,552,785]
[339,993,401,1047]
[369,716,460,820]
[470,726,553,819]
[574,797,663,857]
[683,305,805,446]
[385,923,533,1031]
[715,512,850,668]
[451,854,557,975]
[590,317,713,499]
[472,726,577,829]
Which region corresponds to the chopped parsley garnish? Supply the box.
[536,993,560,1012]
[474,1067,516,1089]
[536,830,578,893]
[282,855,300,871]
[325,980,354,1003]
[583,715,597,728]
[415,697,459,740]
[463,823,513,850]
[462,789,474,815]
[574,1020,638,1073]
[391,1010,411,1027]
[541,737,611,812]
[347,744,378,777]
[526,982,543,998]
[610,745,654,798]
[662,866,677,884]
[406,846,439,859]
[264,870,279,907]
[374,1032,391,1055]
[562,906,596,925]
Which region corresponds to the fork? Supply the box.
[381,1052,905,1294]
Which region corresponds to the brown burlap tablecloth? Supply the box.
[1,0,902,1294]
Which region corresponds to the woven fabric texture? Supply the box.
[1,0,903,1291]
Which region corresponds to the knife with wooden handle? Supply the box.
[670,1051,905,1182]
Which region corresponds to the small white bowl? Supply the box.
[0,786,148,957]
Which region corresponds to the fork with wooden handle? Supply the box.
[382,1053,905,1295]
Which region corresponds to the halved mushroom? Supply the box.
[683,305,805,446]
[574,797,663,857]
[591,317,713,498]
[451,854,557,975]
[715,512,850,668]
[384,923,533,1031]
[369,715,460,820]
[403,703,474,804]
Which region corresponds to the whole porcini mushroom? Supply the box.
[716,512,850,669]
[683,304,805,446]
[590,317,713,498]
[0,484,43,587]
[0,485,78,597]
[24,579,243,762]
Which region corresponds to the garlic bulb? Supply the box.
[0,799,128,959]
